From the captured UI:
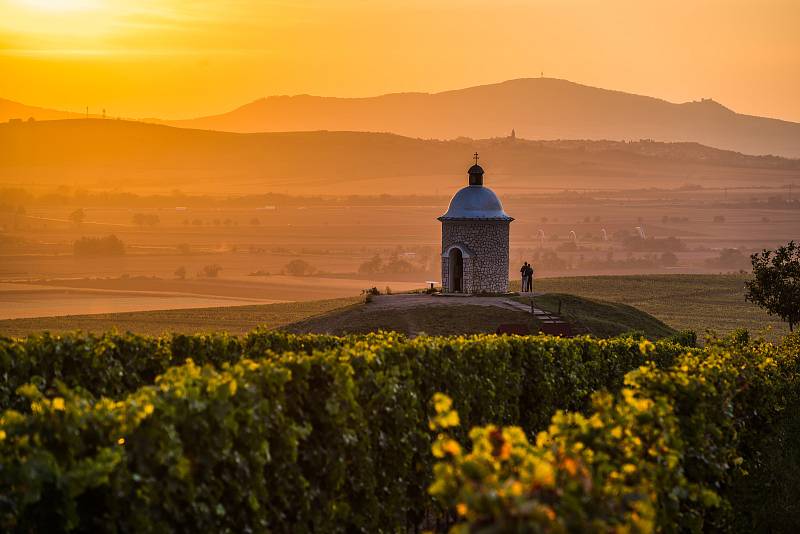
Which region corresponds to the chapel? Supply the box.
[438,155,513,293]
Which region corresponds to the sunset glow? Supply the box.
[16,0,97,10]
[1,0,799,121]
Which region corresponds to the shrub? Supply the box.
[201,264,222,278]
[68,208,85,225]
[667,329,697,347]
[362,286,380,303]
[705,248,750,270]
[3,331,794,531]
[358,254,422,275]
[285,259,315,276]
[0,331,356,411]
[429,334,800,532]
[660,250,679,267]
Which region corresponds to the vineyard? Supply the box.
[1,329,798,532]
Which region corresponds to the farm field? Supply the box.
[0,297,360,336]
[0,274,786,339]
[0,276,418,320]
[530,273,789,338]
[2,187,798,323]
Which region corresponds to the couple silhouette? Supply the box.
[520,262,534,293]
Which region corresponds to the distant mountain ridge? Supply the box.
[3,78,800,158]
[159,78,800,158]
[0,98,87,122]
[1,119,797,195]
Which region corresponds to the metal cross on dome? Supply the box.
[473,152,479,165]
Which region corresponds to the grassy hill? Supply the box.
[0,293,673,339]
[515,293,676,339]
[532,273,789,338]
[283,301,543,337]
[0,274,786,339]
[2,119,798,195]
[281,294,675,339]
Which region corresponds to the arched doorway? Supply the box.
[449,247,463,292]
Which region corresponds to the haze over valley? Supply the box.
[1,80,798,325]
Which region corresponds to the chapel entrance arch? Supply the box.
[449,247,464,292]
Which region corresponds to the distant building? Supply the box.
[438,156,513,293]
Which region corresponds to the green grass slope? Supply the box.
[519,293,676,339]
[282,303,543,337]
[533,274,788,338]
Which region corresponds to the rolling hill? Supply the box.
[1,119,798,195]
[0,98,87,122]
[160,78,800,158]
[5,78,800,158]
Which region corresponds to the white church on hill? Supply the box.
[438,155,513,294]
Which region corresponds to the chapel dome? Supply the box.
[438,162,513,221]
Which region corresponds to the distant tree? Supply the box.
[358,254,383,275]
[69,208,85,225]
[174,266,187,280]
[383,254,418,274]
[706,248,750,270]
[660,251,678,267]
[285,259,315,276]
[73,235,125,256]
[201,264,223,278]
[745,241,800,332]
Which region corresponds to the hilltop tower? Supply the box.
[438,155,513,293]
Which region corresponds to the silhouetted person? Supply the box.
[525,263,534,292]
[520,262,531,292]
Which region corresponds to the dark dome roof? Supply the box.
[468,164,484,175]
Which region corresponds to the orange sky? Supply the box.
[1,0,799,122]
